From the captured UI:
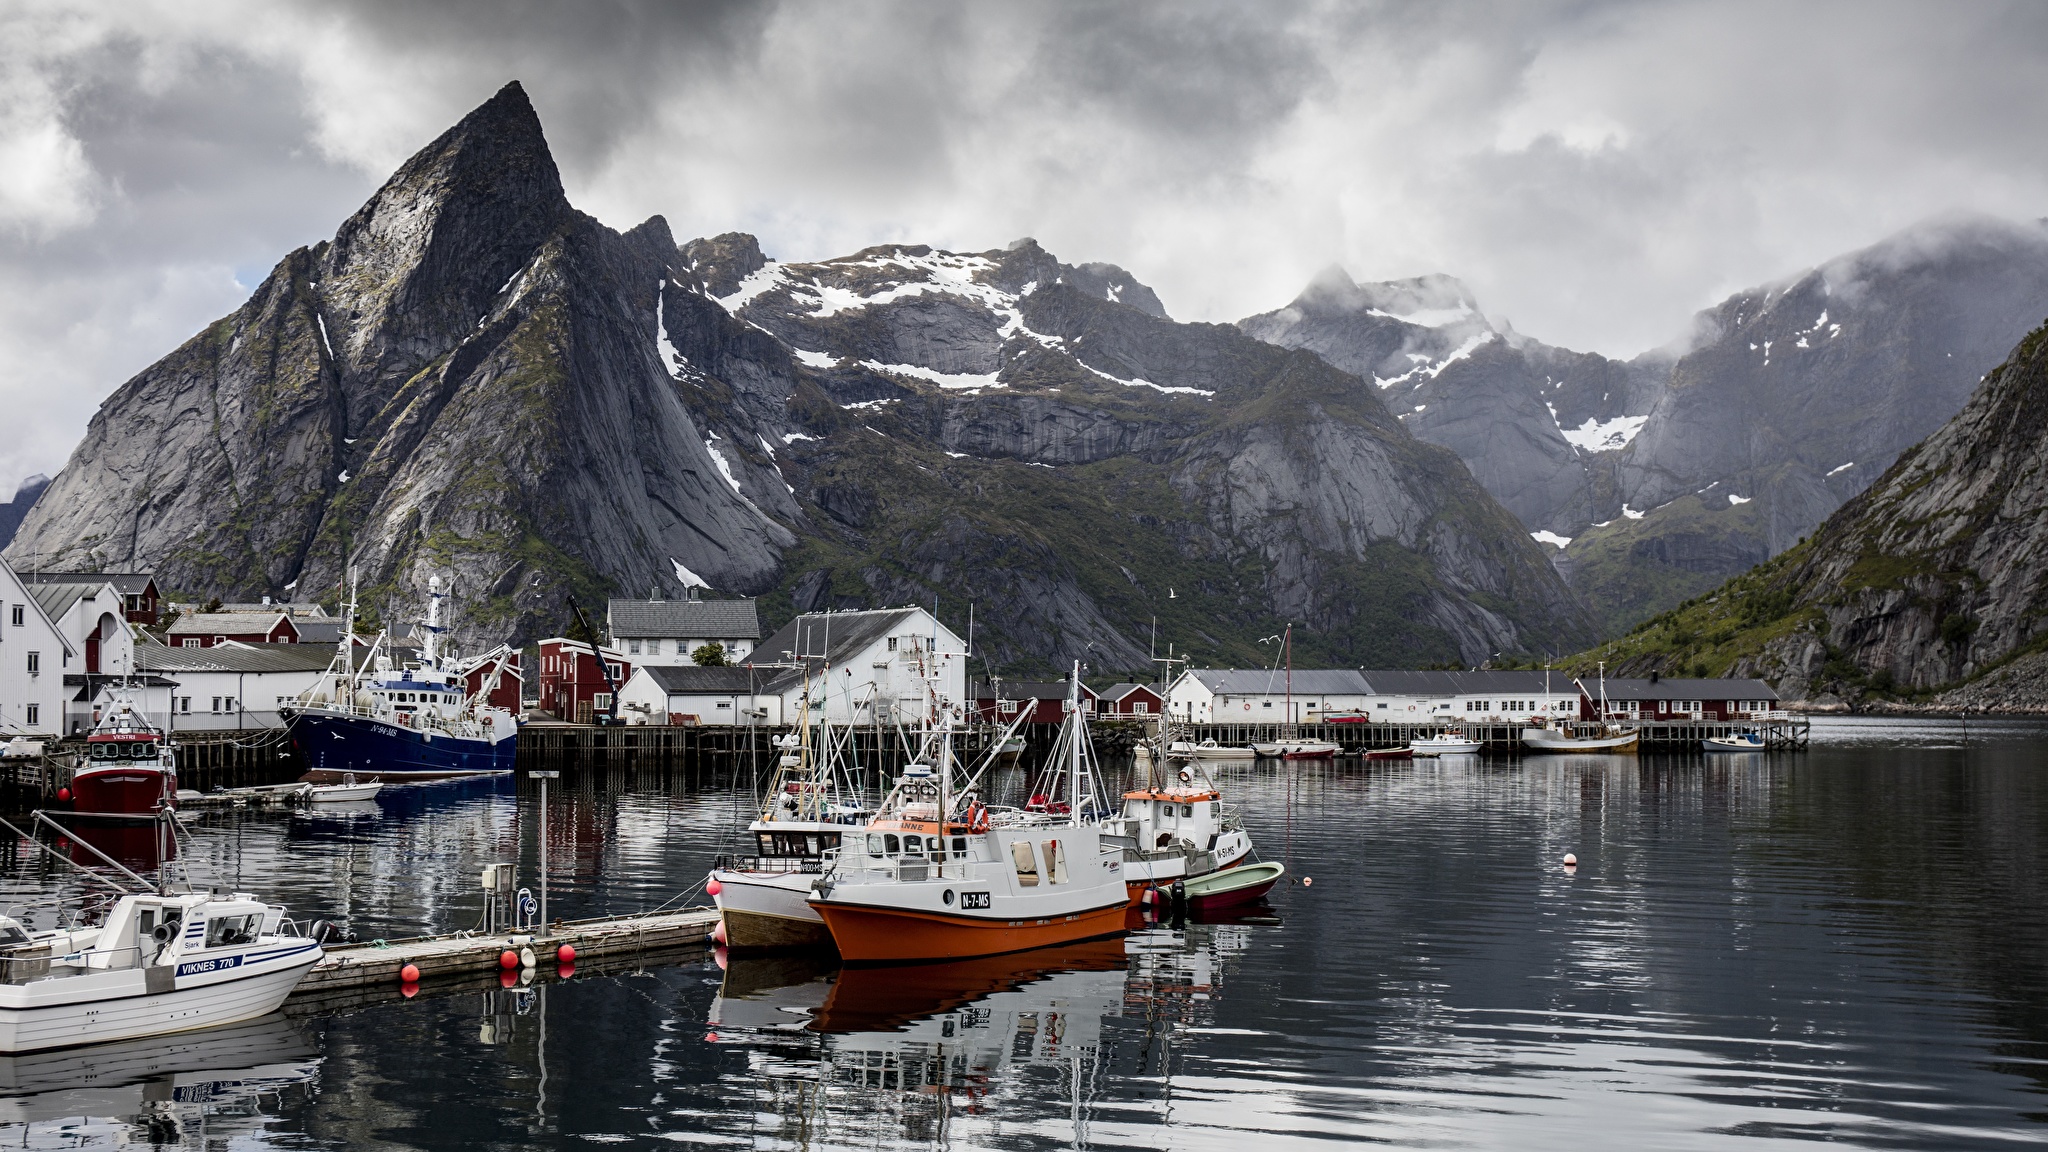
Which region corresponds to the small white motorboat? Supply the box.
[0,891,320,1054]
[1168,739,1258,760]
[305,773,382,803]
[1251,739,1340,760]
[1703,731,1766,752]
[1409,732,1482,757]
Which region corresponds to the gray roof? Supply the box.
[758,608,925,669]
[21,572,157,597]
[1358,670,1568,696]
[218,602,329,617]
[1101,682,1162,701]
[608,598,760,640]
[636,664,800,694]
[1590,677,1780,702]
[293,618,347,644]
[166,612,293,637]
[1184,669,1372,696]
[28,581,106,622]
[136,641,343,675]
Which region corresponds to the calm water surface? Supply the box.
[1,716,2045,1149]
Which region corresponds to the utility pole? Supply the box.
[530,769,560,930]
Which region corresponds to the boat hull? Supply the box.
[1184,861,1285,911]
[1410,741,1482,757]
[1703,737,1766,752]
[1520,729,1641,753]
[284,708,515,781]
[812,898,1128,964]
[0,945,317,1055]
[69,767,173,818]
[712,870,834,952]
[1362,747,1412,760]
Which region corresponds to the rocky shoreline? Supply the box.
[1781,648,2048,716]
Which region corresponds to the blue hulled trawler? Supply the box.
[281,578,520,782]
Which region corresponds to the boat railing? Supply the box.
[0,943,149,983]
[712,854,824,875]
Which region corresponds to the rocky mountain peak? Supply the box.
[682,232,768,297]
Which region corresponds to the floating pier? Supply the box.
[1177,716,1810,752]
[290,907,720,1005]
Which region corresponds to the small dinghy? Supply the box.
[1361,746,1412,760]
[1180,861,1286,911]
[1702,731,1766,752]
[1168,739,1257,761]
[306,773,382,803]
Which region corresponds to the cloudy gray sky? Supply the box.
[6,0,2048,495]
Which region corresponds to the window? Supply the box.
[24,704,37,727]
[178,697,191,714]
[1133,701,1150,714]
[181,638,201,648]
[867,833,884,856]
[1010,840,1040,886]
[1262,701,1273,709]
[605,663,622,681]
[998,700,1018,714]
[627,639,641,654]
[204,914,259,948]
[213,636,225,645]
[25,652,38,674]
[715,701,732,709]
[884,834,901,855]
[8,605,20,626]
[211,697,223,713]
[1377,702,1388,709]
[1044,839,1069,884]
[886,637,898,652]
[225,698,236,712]
[593,693,613,711]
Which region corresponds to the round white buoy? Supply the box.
[1563,852,1578,867]
[520,946,536,969]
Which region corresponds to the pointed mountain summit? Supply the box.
[8,83,789,645]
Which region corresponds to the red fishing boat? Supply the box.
[71,693,176,819]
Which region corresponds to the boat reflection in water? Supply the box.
[708,913,1266,1146]
[61,819,175,871]
[0,1013,318,1145]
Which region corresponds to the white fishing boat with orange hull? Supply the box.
[1113,742,1255,902]
[810,666,1129,963]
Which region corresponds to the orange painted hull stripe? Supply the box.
[814,899,1128,963]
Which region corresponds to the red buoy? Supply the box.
[711,919,728,946]
[55,788,69,803]
[704,1031,720,1043]
[399,963,420,983]
[557,961,576,979]
[400,981,419,999]
[706,877,723,897]
[556,943,576,964]
[714,945,729,971]
[499,969,518,988]
[499,949,519,970]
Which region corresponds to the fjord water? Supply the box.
[4,717,2047,1149]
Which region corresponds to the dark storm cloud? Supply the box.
[6,0,2048,493]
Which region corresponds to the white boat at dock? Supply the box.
[1252,739,1340,759]
[1703,731,1766,751]
[1520,722,1641,752]
[306,774,383,803]
[1409,731,1481,756]
[1166,738,1257,760]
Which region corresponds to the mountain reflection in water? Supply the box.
[0,717,2044,1148]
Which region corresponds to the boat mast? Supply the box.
[1067,661,1084,827]
[1283,625,1294,739]
[422,576,444,668]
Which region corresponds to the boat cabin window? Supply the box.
[952,837,967,857]
[1045,839,1069,885]
[0,921,25,946]
[204,913,261,948]
[884,834,901,856]
[1011,840,1040,886]
[755,832,835,857]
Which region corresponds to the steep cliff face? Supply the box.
[10,83,1594,671]
[1240,268,1657,537]
[1583,317,2048,702]
[719,239,1598,668]
[1246,217,2048,637]
[0,475,48,551]
[7,83,790,644]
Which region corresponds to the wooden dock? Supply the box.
[1177,716,1810,752]
[293,906,721,999]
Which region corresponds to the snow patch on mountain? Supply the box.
[790,347,837,368]
[1548,403,1649,453]
[1530,530,1573,548]
[860,360,1003,391]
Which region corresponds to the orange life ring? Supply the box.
[969,803,990,832]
